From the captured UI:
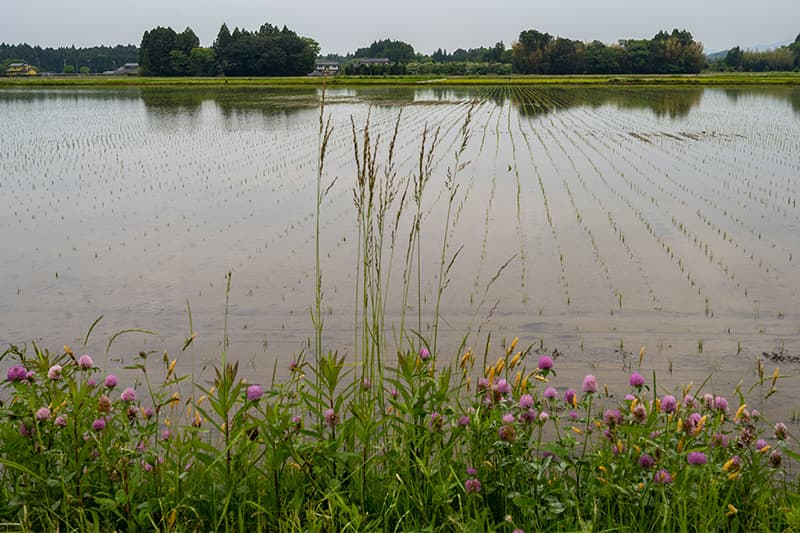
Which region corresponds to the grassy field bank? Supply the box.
[2,71,800,88]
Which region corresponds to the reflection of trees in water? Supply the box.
[509,87,704,119]
[0,88,140,105]
[139,87,318,125]
[723,87,800,117]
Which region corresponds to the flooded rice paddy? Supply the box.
[1,85,799,413]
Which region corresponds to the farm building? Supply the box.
[4,63,37,76]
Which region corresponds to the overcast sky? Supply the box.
[2,0,798,54]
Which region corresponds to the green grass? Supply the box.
[2,71,800,89]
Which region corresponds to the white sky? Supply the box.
[2,0,798,54]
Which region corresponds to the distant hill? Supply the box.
[706,50,728,62]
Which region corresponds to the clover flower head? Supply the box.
[629,372,645,388]
[638,454,656,469]
[7,365,27,382]
[121,387,137,402]
[654,469,673,484]
[465,478,481,493]
[582,374,598,394]
[660,395,677,413]
[538,355,553,370]
[78,355,94,370]
[324,408,339,428]
[687,451,707,465]
[36,407,51,421]
[519,394,534,409]
[246,384,263,401]
[47,365,62,380]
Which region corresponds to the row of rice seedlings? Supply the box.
[527,87,681,315]
[582,100,799,317]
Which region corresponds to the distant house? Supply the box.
[312,60,340,76]
[4,63,37,76]
[103,63,139,76]
[354,57,391,66]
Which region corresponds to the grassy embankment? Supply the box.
[2,71,800,88]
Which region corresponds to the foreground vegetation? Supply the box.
[2,340,798,531]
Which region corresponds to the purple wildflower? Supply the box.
[291,415,302,430]
[47,365,62,380]
[775,422,789,440]
[633,405,647,422]
[612,442,625,455]
[493,378,511,395]
[624,394,636,401]
[324,408,339,428]
[538,355,553,371]
[458,414,470,426]
[544,386,558,400]
[629,372,645,388]
[466,466,478,476]
[755,439,769,451]
[498,424,516,442]
[638,454,656,469]
[582,374,598,394]
[477,377,489,391]
[684,412,702,433]
[121,387,137,402]
[519,394,534,409]
[660,395,677,413]
[54,415,67,427]
[714,396,729,412]
[24,371,36,382]
[161,429,170,441]
[19,423,33,437]
[769,450,783,468]
[143,407,154,419]
[465,478,481,494]
[36,407,51,421]
[654,469,673,485]
[564,388,576,405]
[92,418,107,431]
[684,394,698,408]
[703,393,714,407]
[7,365,27,382]
[604,409,622,428]
[246,384,263,401]
[104,374,118,388]
[711,432,729,448]
[419,347,431,361]
[687,451,707,465]
[520,409,537,423]
[289,360,299,371]
[502,413,515,424]
[538,411,550,423]
[78,355,94,370]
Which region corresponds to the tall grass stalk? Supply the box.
[431,103,475,361]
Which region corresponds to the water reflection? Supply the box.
[509,87,704,118]
[722,87,800,116]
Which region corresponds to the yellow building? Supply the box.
[4,63,38,76]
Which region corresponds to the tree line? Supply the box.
[0,43,137,73]
[139,23,318,76]
[511,29,706,75]
[4,26,800,77]
[713,34,800,72]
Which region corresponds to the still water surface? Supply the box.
[1,86,799,413]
